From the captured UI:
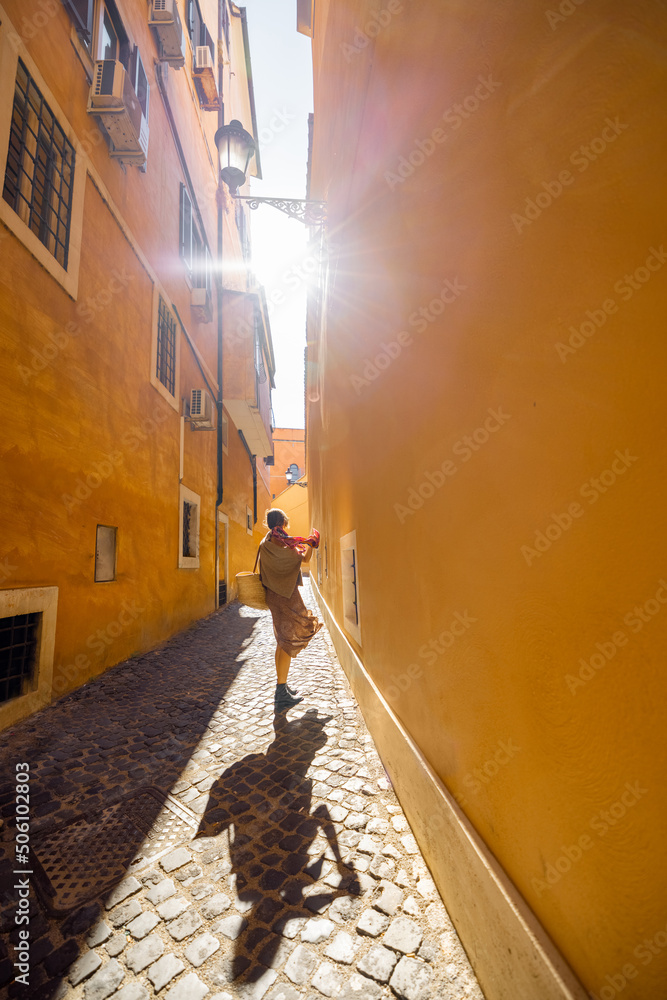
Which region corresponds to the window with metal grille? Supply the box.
[182,501,198,558]
[156,295,177,395]
[342,547,358,626]
[340,530,361,644]
[2,60,75,270]
[0,612,41,704]
[179,484,200,568]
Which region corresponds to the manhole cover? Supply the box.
[32,787,199,914]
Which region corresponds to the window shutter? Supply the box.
[179,183,192,268]
[61,0,94,43]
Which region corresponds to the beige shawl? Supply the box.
[259,533,303,598]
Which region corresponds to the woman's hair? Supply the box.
[264,508,289,530]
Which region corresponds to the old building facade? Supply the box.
[0,0,274,728]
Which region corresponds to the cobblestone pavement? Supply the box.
[0,582,485,1000]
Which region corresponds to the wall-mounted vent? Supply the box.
[189,388,214,429]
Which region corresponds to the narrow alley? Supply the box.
[0,584,484,1000]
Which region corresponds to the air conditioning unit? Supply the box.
[191,285,212,323]
[189,388,215,429]
[193,46,219,110]
[148,0,185,67]
[88,61,148,163]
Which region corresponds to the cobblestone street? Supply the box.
[0,583,485,1000]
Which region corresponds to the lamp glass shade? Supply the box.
[215,119,256,190]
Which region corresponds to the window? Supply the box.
[130,46,150,121]
[194,236,211,291]
[222,0,231,50]
[183,502,197,557]
[179,183,211,291]
[343,549,358,625]
[150,288,180,407]
[63,0,130,63]
[95,525,117,582]
[2,60,75,270]
[235,198,251,263]
[62,0,95,44]
[179,184,193,269]
[186,0,200,45]
[254,316,267,384]
[0,587,58,729]
[179,485,200,568]
[340,530,361,645]
[0,612,41,705]
[99,4,119,59]
[246,506,253,536]
[186,0,214,54]
[156,295,177,396]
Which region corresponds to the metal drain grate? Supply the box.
[31,787,199,914]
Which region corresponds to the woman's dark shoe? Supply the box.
[274,683,303,712]
[287,684,299,697]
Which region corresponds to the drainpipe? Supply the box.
[216,0,225,509]
[238,429,257,524]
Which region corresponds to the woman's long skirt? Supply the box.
[265,584,323,656]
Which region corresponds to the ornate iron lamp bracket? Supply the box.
[235,195,327,227]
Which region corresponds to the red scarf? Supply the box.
[270,526,320,551]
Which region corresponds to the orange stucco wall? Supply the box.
[0,0,270,722]
[306,1,667,995]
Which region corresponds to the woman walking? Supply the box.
[259,508,323,712]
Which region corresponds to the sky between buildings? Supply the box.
[242,0,314,429]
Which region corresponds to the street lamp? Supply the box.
[286,464,308,487]
[214,118,326,227]
[214,119,257,192]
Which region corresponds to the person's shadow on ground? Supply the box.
[196,708,361,984]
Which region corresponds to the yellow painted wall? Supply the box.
[306,1,667,995]
[272,480,311,541]
[0,0,270,722]
[221,400,273,594]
